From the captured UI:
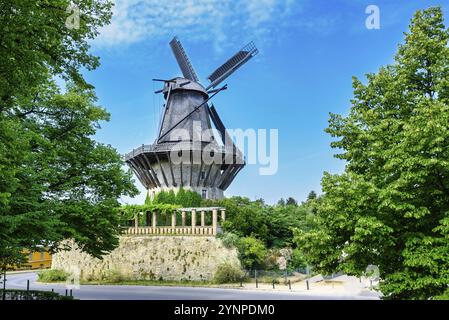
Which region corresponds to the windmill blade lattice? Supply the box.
[206,41,258,90]
[169,37,199,82]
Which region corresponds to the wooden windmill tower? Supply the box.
[125,37,258,199]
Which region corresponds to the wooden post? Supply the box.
[171,211,176,228]
[152,211,157,228]
[212,209,217,235]
[201,210,205,227]
[191,209,196,228]
[146,211,151,226]
[134,214,139,229]
[221,209,226,221]
[181,211,186,226]
[165,213,170,226]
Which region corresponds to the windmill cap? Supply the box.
[164,77,208,98]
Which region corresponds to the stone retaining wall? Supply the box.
[51,235,240,281]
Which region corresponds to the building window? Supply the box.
[201,171,205,179]
[202,189,207,199]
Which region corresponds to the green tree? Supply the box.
[1,81,138,260]
[167,190,176,204]
[153,190,167,204]
[266,204,308,248]
[175,187,187,206]
[208,197,270,241]
[277,198,286,206]
[237,236,267,270]
[151,188,201,207]
[307,191,317,201]
[144,193,152,205]
[0,0,113,110]
[295,7,449,299]
[286,197,298,206]
[0,1,138,266]
[289,248,307,271]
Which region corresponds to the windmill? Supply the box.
[125,36,258,199]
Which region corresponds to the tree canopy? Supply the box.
[149,187,202,208]
[0,0,113,110]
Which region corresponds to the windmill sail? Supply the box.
[208,105,233,149]
[169,37,199,82]
[206,41,258,90]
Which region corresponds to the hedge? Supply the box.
[0,289,74,300]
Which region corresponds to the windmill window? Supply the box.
[202,189,207,199]
[201,171,205,179]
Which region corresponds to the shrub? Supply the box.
[289,248,307,270]
[237,236,268,270]
[100,269,124,282]
[219,232,239,248]
[213,262,245,284]
[0,289,74,300]
[38,269,69,282]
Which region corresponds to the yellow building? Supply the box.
[12,251,52,270]
[26,251,52,269]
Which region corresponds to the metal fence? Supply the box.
[244,268,309,279]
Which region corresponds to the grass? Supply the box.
[79,279,241,288]
[37,269,68,283]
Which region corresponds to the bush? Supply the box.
[0,289,74,300]
[219,232,239,248]
[213,263,245,284]
[100,269,124,282]
[289,248,307,270]
[152,187,202,207]
[38,269,69,282]
[237,236,268,270]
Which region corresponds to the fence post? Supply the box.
[65,289,68,296]
[2,270,6,301]
[70,289,72,297]
[288,280,291,290]
[306,279,310,290]
[27,279,30,300]
[255,270,258,288]
[272,280,275,289]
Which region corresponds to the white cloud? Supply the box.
[93,0,298,50]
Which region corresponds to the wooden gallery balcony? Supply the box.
[122,207,226,236]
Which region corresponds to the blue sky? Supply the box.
[85,0,449,205]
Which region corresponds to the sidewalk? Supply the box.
[237,277,380,298]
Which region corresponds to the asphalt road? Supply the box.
[4,272,380,300]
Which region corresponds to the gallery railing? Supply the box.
[121,207,225,236]
[123,226,215,236]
